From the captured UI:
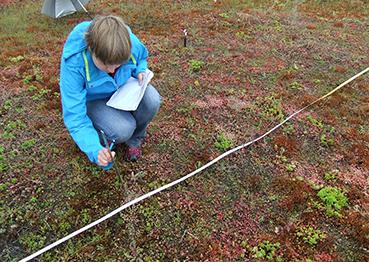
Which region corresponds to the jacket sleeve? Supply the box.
[60,60,103,164]
[130,33,148,77]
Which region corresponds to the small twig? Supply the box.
[187,231,199,240]
[179,229,187,243]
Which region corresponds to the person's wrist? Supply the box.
[100,162,113,171]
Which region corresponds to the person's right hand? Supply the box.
[97,148,116,166]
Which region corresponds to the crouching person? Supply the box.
[60,15,161,169]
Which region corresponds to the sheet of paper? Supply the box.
[106,69,154,111]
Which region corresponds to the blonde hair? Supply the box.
[85,15,132,65]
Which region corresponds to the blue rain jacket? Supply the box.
[60,21,148,165]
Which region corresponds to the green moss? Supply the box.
[296,226,327,246]
[324,171,338,181]
[256,95,285,122]
[214,133,233,152]
[286,162,297,172]
[9,55,24,63]
[219,13,230,18]
[0,183,8,191]
[289,81,303,90]
[317,187,348,217]
[19,232,46,252]
[2,100,13,111]
[307,115,324,129]
[189,59,205,72]
[252,240,281,261]
[21,139,37,150]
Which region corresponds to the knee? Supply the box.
[107,119,136,143]
[144,85,161,114]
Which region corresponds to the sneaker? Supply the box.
[125,146,141,162]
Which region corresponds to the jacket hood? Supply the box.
[62,21,91,60]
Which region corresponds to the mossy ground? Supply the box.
[1,0,368,261]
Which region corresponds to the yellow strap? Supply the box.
[82,50,91,81]
[130,54,137,65]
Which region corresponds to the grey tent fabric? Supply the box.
[42,0,90,18]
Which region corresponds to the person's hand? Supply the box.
[97,148,116,166]
[138,72,145,86]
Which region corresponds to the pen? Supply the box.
[109,140,115,150]
[100,130,115,162]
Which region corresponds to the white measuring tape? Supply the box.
[20,67,368,261]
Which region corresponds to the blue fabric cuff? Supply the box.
[101,162,114,171]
